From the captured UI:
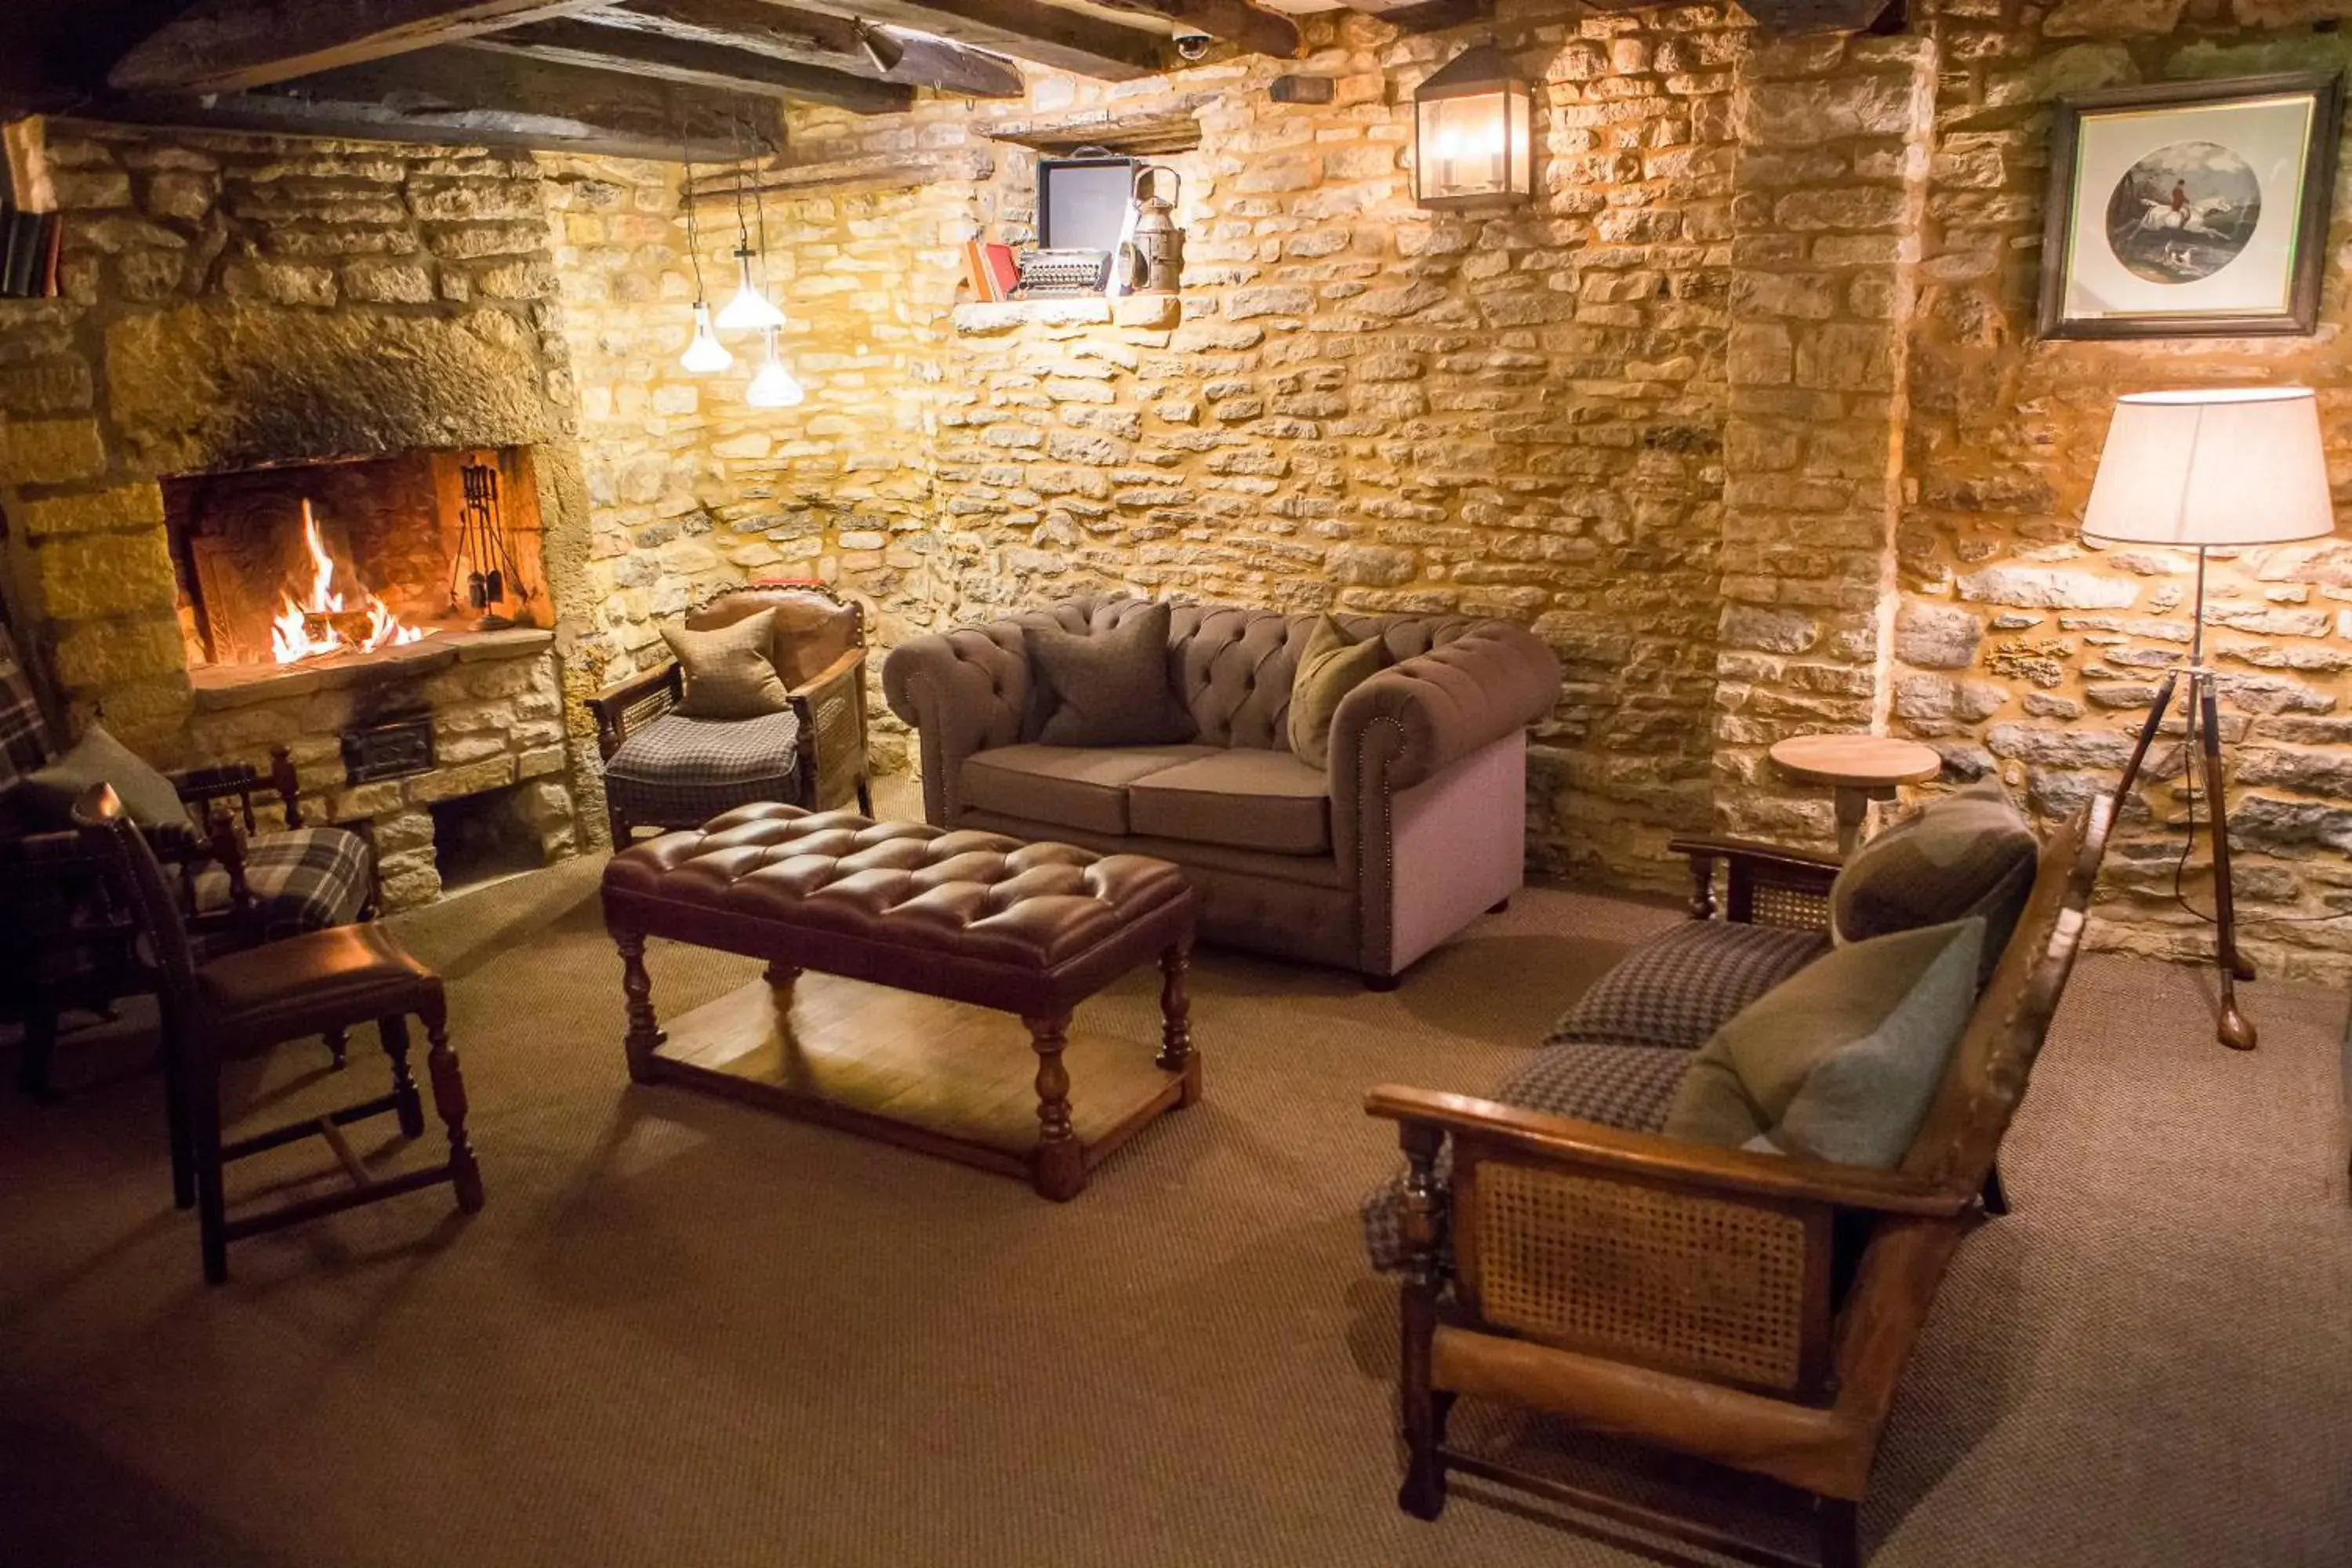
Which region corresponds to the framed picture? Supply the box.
[2038,71,2344,339]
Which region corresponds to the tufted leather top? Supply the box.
[602,804,1196,997]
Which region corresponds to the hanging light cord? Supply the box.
[681,134,709,300]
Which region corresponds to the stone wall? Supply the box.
[1896,3,2352,980]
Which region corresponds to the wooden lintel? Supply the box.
[1093,0,1301,60]
[682,145,993,201]
[585,0,1025,99]
[108,0,619,96]
[100,48,776,162]
[980,97,1213,158]
[460,19,912,113]
[1349,0,1494,30]
[771,0,1163,82]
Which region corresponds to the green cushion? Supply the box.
[23,723,189,832]
[665,608,792,720]
[1026,601,1194,747]
[1285,615,1387,771]
[1830,775,2035,977]
[1664,916,1984,1169]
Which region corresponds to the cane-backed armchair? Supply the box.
[586,582,873,846]
[1363,797,2112,1567]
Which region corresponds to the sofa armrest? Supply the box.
[1327,622,1561,871]
[880,620,1037,824]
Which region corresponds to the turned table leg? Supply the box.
[615,929,665,1084]
[1026,1010,1084,1201]
[1158,939,1202,1107]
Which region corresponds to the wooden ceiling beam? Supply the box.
[1093,0,1299,60]
[460,18,913,112]
[585,0,1023,99]
[108,0,622,96]
[770,0,1164,82]
[100,47,777,161]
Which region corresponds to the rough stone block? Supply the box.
[1958,568,2138,610]
[1893,601,1983,668]
[37,530,178,619]
[0,419,109,485]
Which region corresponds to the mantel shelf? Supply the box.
[951,295,1181,334]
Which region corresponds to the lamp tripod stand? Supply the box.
[2107,548,2256,1052]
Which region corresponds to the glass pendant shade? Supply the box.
[745,329,804,408]
[716,249,785,332]
[679,303,732,373]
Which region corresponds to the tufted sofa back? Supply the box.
[968,596,1484,751]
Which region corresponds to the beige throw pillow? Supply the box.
[664,609,792,720]
[1287,615,1388,771]
[1664,916,1984,1170]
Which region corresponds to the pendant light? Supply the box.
[677,143,732,372]
[745,327,804,408]
[716,138,784,332]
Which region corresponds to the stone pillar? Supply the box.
[1711,34,1938,843]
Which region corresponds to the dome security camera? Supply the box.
[1173,32,1211,60]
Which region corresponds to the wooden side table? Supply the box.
[1769,734,1944,855]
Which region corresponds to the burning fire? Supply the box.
[270,499,431,665]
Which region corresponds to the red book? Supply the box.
[982,243,1018,300]
[961,239,999,302]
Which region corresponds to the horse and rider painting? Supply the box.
[2100,138,2263,285]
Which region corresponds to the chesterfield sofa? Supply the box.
[880,597,1562,987]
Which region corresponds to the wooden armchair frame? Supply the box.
[584,582,874,844]
[1367,801,2112,1568]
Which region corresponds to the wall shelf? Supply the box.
[979,97,1213,158]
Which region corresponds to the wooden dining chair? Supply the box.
[74,784,484,1284]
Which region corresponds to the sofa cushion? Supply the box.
[665,609,791,720]
[1549,920,1831,1051]
[1127,748,1331,855]
[959,744,1213,837]
[1287,615,1388,771]
[1665,916,1984,1169]
[1026,601,1195,747]
[1831,776,2035,977]
[606,710,804,826]
[1362,1038,1691,1271]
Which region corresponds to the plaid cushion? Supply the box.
[604,709,804,826]
[1361,1040,1692,1272]
[1549,920,1830,1051]
[190,826,373,942]
[0,622,56,815]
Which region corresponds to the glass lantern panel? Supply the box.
[1417,92,1512,201]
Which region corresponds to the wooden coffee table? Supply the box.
[1769,733,1944,855]
[600,804,1201,1200]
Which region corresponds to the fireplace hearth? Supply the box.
[164,446,546,685]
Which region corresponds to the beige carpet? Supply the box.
[2,858,2349,1568]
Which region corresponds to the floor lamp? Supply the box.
[2082,387,2338,1051]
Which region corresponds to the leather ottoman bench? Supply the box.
[601,803,1201,1200]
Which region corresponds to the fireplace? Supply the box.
[163,446,548,694]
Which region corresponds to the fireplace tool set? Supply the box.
[449,459,535,630]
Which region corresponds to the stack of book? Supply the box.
[2,118,60,301]
[960,239,1019,303]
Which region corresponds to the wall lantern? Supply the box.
[1413,42,1531,210]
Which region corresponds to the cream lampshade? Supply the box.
[2082,387,2335,547]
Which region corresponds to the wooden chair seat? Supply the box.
[196,924,440,1053]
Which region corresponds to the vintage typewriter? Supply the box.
[1014,248,1111,297]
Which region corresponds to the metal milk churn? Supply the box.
[1123,165,1184,294]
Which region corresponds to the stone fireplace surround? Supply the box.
[0,126,600,911]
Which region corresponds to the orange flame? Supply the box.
[270,499,430,664]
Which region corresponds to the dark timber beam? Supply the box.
[773,0,1163,82]
[1094,0,1300,60]
[109,0,619,96]
[102,48,776,160]
[460,18,913,111]
[586,0,1022,98]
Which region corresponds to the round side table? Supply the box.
[1769,735,1944,856]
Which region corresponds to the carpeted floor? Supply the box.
[2,854,2349,1568]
